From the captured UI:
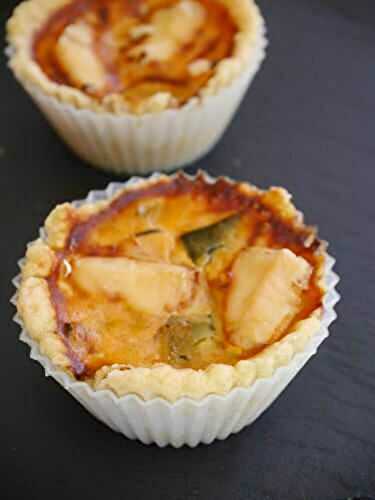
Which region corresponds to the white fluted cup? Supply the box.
[22,55,262,175]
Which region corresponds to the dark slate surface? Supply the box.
[1,1,374,499]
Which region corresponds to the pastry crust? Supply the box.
[18,275,71,370]
[93,316,320,400]
[17,173,327,401]
[6,0,266,115]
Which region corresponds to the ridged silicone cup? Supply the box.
[11,22,266,176]
[11,173,340,447]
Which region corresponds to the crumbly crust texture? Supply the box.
[7,0,266,115]
[93,316,320,400]
[17,174,326,401]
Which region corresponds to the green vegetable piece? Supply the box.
[161,316,216,365]
[191,319,216,347]
[181,215,239,263]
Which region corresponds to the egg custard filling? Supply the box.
[8,0,263,114]
[18,174,326,396]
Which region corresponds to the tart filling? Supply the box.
[7,0,264,113]
[18,173,326,400]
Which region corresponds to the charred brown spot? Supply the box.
[62,322,73,337]
[98,6,109,24]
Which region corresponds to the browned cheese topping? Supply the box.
[46,175,325,378]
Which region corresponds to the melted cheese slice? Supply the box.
[56,22,107,91]
[71,256,195,316]
[226,248,312,351]
[128,1,206,63]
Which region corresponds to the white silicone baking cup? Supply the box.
[9,20,266,176]
[11,173,340,447]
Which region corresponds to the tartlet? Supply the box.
[14,172,339,446]
[17,172,328,403]
[6,0,266,174]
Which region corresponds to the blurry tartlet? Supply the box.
[6,0,266,173]
[8,0,263,113]
[17,172,327,402]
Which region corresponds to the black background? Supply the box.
[1,1,374,499]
